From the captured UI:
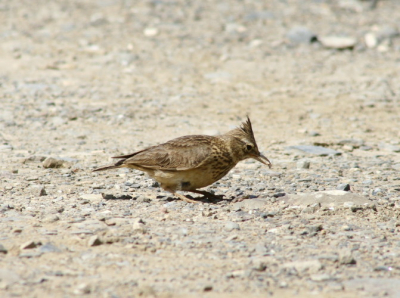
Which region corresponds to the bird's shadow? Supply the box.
[102,194,134,200]
[101,193,229,204]
[183,194,226,204]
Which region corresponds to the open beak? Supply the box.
[252,153,272,168]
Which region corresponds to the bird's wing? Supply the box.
[114,135,217,171]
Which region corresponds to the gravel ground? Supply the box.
[1,0,400,297]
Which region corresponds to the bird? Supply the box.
[93,117,271,203]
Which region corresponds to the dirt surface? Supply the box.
[1,0,400,297]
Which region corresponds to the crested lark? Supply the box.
[93,117,271,203]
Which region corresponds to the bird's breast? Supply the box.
[150,164,235,191]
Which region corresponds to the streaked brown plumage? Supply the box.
[93,117,271,203]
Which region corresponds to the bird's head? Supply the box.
[225,117,272,168]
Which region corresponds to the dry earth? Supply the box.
[1,0,400,297]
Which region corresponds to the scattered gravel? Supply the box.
[1,0,400,297]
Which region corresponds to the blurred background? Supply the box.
[0,0,399,160]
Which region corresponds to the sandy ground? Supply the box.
[1,0,400,297]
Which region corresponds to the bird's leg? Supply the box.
[172,192,200,204]
[230,195,250,203]
[188,190,224,200]
[163,186,200,203]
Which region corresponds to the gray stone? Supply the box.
[0,244,7,254]
[19,251,43,258]
[308,131,320,137]
[286,26,316,44]
[339,251,356,265]
[232,198,268,210]
[244,11,274,21]
[286,145,341,156]
[379,143,400,152]
[376,26,399,41]
[50,116,67,127]
[337,184,351,191]
[42,214,60,223]
[0,269,21,287]
[337,139,364,148]
[204,72,231,82]
[372,188,383,196]
[203,285,213,292]
[39,243,61,253]
[307,224,323,235]
[273,192,286,198]
[261,211,278,218]
[20,240,39,250]
[297,160,310,169]
[281,190,372,208]
[251,260,267,272]
[38,187,47,196]
[279,281,288,288]
[341,225,352,231]
[374,266,393,272]
[73,220,107,232]
[42,157,68,168]
[365,32,378,48]
[310,274,335,282]
[137,285,156,297]
[301,203,320,214]
[26,177,39,181]
[261,170,282,177]
[79,194,103,203]
[132,218,147,233]
[179,228,188,236]
[319,36,357,49]
[74,283,91,295]
[0,145,13,151]
[360,145,372,151]
[70,230,93,235]
[226,269,249,279]
[69,217,86,223]
[254,242,268,256]
[392,163,400,171]
[105,218,129,226]
[88,235,102,247]
[22,156,46,164]
[283,260,322,273]
[225,221,240,231]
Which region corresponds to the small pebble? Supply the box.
[42,214,60,223]
[225,221,240,231]
[319,36,357,49]
[337,184,351,191]
[286,145,341,156]
[286,26,317,44]
[339,252,357,265]
[42,157,66,168]
[132,218,147,233]
[0,244,8,254]
[297,160,310,169]
[88,235,102,247]
[20,241,40,250]
[74,283,91,295]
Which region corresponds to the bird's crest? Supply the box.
[224,116,259,148]
[239,116,257,145]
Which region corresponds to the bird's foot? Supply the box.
[230,195,250,203]
[189,190,224,201]
[173,192,200,204]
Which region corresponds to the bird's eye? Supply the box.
[246,144,253,151]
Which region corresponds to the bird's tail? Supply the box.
[92,165,121,172]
